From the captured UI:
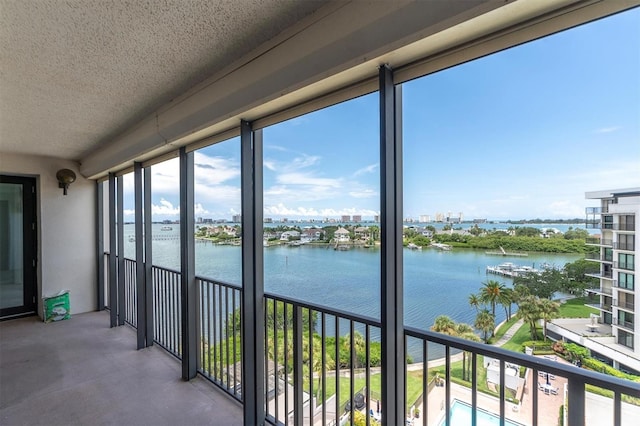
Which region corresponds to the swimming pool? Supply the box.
[438,399,525,426]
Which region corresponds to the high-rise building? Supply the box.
[583,188,639,369]
[352,215,362,223]
[341,215,350,223]
[232,214,242,223]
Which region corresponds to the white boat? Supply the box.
[160,226,172,231]
[407,243,422,250]
[430,243,451,251]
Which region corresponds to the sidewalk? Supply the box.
[491,319,523,347]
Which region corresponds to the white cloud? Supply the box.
[348,189,378,198]
[353,163,378,176]
[594,126,621,133]
[263,203,378,218]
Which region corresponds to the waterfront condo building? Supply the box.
[585,188,640,372]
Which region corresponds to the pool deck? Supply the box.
[416,355,640,426]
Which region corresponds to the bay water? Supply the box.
[122,223,582,361]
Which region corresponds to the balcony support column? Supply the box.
[180,147,198,379]
[108,173,117,327]
[96,181,105,311]
[379,64,405,425]
[241,120,265,425]
[117,174,125,326]
[134,162,147,349]
[144,166,154,346]
[567,378,585,426]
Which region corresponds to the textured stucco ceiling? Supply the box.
[0,0,328,161]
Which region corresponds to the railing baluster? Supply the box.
[293,304,303,426]
[532,368,538,426]
[321,312,327,426]
[471,352,477,426]
[349,321,355,426]
[445,345,450,426]
[335,315,340,426]
[499,359,505,426]
[567,378,585,426]
[365,324,370,426]
[422,339,427,426]
[225,286,230,390]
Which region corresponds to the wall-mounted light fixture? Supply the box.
[56,169,76,195]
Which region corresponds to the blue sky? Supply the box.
[124,8,639,222]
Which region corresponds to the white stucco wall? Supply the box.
[1,153,96,317]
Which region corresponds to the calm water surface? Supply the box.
[122,224,582,360]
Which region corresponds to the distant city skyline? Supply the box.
[121,9,639,222]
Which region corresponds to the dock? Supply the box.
[485,246,528,257]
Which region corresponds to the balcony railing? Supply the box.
[613,318,635,332]
[109,257,640,426]
[585,220,601,229]
[585,253,613,262]
[123,257,138,328]
[152,265,182,358]
[614,262,635,271]
[586,237,613,246]
[613,223,636,231]
[586,286,613,296]
[586,270,614,279]
[614,299,635,311]
[613,242,635,251]
[613,281,635,292]
[197,277,242,401]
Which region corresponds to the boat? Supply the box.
[429,243,451,251]
[486,262,540,278]
[407,243,422,250]
[160,226,173,231]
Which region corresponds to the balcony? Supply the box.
[613,224,636,232]
[585,253,614,262]
[587,303,613,313]
[585,219,602,229]
[613,318,635,333]
[586,270,614,280]
[614,262,635,272]
[586,286,613,297]
[586,237,613,246]
[613,281,635,292]
[0,311,243,425]
[614,242,636,251]
[614,299,636,312]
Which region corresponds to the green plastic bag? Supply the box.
[43,290,70,323]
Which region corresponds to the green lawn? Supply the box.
[501,323,540,352]
[490,315,519,343]
[558,296,598,318]
[309,370,423,411]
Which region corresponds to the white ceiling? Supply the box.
[0,0,328,160]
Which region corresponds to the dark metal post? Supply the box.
[108,173,117,327]
[117,174,125,326]
[144,166,154,346]
[134,162,146,348]
[567,378,585,426]
[379,64,405,426]
[293,305,304,425]
[180,147,197,379]
[96,181,105,310]
[241,120,265,425]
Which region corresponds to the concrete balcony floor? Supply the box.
[0,311,242,425]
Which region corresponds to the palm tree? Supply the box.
[431,315,456,334]
[499,288,515,319]
[517,295,542,340]
[468,294,481,313]
[538,298,560,341]
[480,280,505,335]
[474,309,495,343]
[432,317,479,381]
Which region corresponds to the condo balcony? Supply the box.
[585,253,614,262]
[2,260,640,426]
[586,237,614,247]
[614,242,636,251]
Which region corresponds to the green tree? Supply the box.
[563,258,599,294]
[514,268,564,299]
[514,226,541,237]
[564,227,589,240]
[538,298,560,341]
[517,295,542,340]
[479,280,506,320]
[499,287,515,319]
[468,293,481,313]
[474,309,495,343]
